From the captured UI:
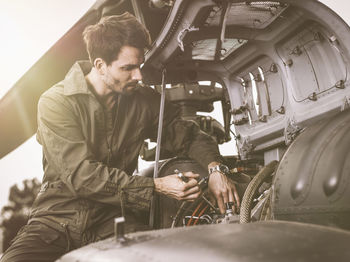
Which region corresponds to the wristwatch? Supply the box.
[209,164,230,175]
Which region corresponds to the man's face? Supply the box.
[102,45,144,95]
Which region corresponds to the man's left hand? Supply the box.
[208,171,240,214]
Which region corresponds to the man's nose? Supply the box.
[132,68,142,81]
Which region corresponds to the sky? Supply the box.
[0,0,95,210]
[0,0,349,211]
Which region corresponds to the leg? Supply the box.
[0,222,67,262]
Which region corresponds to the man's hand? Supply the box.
[154,172,201,201]
[208,170,240,214]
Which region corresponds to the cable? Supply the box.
[187,201,204,226]
[240,160,278,224]
[193,205,209,225]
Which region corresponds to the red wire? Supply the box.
[187,201,204,226]
[193,204,209,225]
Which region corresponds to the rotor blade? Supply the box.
[0,3,103,159]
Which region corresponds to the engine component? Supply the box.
[154,157,251,228]
[240,160,278,224]
[272,109,350,230]
[152,158,208,229]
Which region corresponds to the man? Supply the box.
[1,13,238,262]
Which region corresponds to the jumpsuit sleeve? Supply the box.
[143,87,223,169]
[37,92,154,211]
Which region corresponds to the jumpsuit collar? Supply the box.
[63,61,94,96]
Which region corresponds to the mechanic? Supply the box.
[1,13,239,262]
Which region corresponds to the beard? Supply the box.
[103,72,140,96]
[122,81,140,95]
[104,80,135,95]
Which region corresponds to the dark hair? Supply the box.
[83,12,151,65]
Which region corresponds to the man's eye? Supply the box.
[122,66,136,71]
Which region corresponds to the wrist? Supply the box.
[208,161,221,169]
[208,163,230,176]
[154,178,163,193]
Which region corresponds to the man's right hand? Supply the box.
[154,172,201,201]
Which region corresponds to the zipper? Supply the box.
[60,222,72,252]
[104,95,121,165]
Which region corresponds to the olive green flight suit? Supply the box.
[1,61,222,261]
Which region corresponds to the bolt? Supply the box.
[335,80,345,89]
[270,63,278,73]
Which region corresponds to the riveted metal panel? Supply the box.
[272,109,350,229]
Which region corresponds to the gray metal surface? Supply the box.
[227,1,350,158]
[58,221,350,262]
[142,0,350,160]
[273,108,350,230]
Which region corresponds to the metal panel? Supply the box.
[58,221,350,262]
[273,109,350,230]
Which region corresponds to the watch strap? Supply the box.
[209,164,229,175]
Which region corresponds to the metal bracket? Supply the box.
[259,115,267,123]
[239,137,254,159]
[335,80,345,89]
[177,26,199,52]
[270,63,278,73]
[284,118,302,146]
[232,117,249,125]
[290,45,302,56]
[341,96,350,111]
[230,105,248,115]
[231,105,249,125]
[286,59,293,67]
[308,92,317,101]
[276,106,285,114]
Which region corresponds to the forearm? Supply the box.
[66,159,154,204]
[186,130,223,169]
[42,144,155,209]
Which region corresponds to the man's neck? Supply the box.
[85,68,117,110]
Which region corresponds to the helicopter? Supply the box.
[1,0,350,261]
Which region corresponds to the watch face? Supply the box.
[209,164,230,175]
[220,164,229,174]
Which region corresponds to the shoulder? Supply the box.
[40,81,65,100]
[38,81,72,113]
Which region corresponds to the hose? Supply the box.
[171,177,210,228]
[239,160,279,224]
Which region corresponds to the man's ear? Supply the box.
[94,58,106,75]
